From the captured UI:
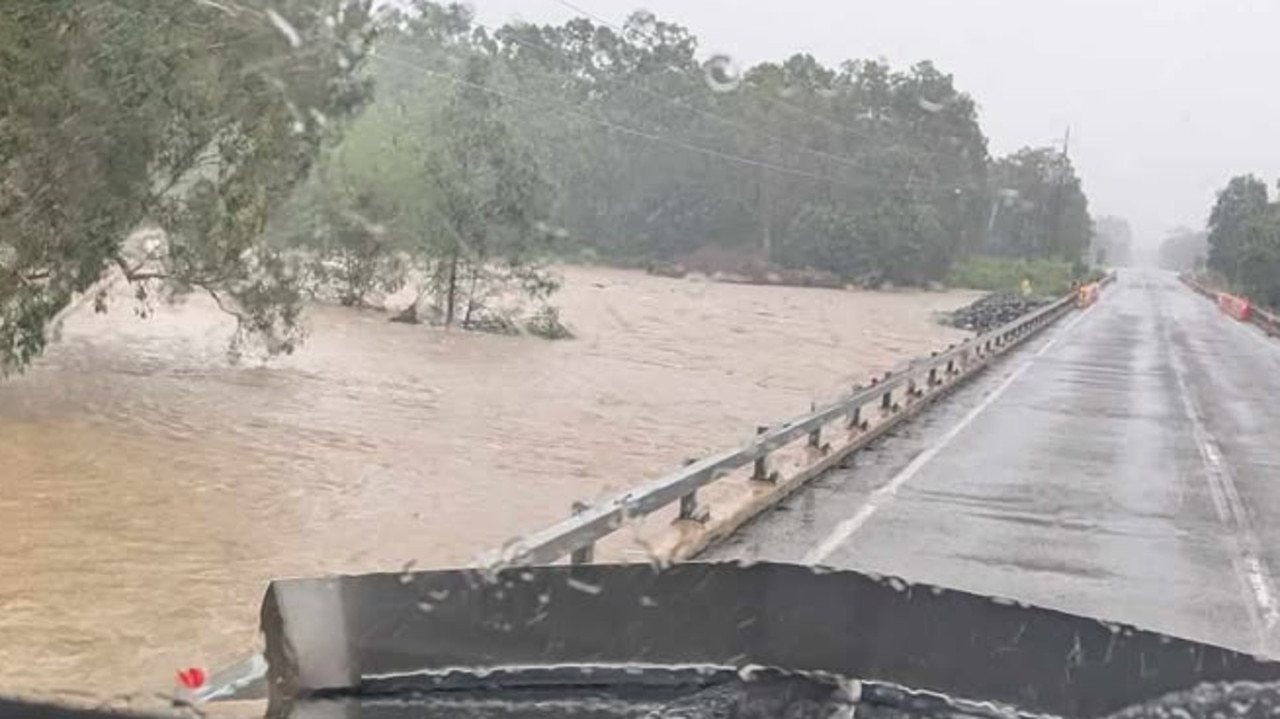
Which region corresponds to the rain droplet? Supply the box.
[291,121,306,135]
[399,560,417,584]
[703,54,741,93]
[639,595,658,607]
[917,97,946,113]
[416,601,434,613]
[566,577,603,595]
[264,9,302,48]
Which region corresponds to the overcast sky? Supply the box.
[469,0,1280,246]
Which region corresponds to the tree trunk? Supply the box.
[462,262,481,327]
[444,243,459,327]
[759,167,773,255]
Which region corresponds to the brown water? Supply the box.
[0,265,976,702]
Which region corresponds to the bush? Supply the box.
[948,256,1085,297]
[524,306,574,340]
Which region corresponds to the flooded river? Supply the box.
[0,265,976,702]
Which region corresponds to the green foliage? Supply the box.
[458,8,997,283]
[986,147,1092,262]
[277,4,560,332]
[5,0,1106,370]
[1205,175,1280,307]
[0,0,377,372]
[273,2,1101,318]
[948,256,1084,297]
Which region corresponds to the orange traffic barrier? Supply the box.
[1076,282,1100,308]
[1217,292,1252,322]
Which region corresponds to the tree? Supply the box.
[266,2,1088,308]
[280,3,561,331]
[1207,174,1270,283]
[0,0,377,373]
[1204,176,1280,308]
[416,54,556,328]
[988,147,1091,262]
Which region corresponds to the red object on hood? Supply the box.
[176,667,206,689]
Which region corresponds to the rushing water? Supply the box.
[0,266,975,702]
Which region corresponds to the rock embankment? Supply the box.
[944,293,1048,332]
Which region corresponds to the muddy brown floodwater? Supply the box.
[0,265,977,704]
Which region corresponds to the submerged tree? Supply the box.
[418,55,555,328]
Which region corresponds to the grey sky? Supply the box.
[471,0,1280,245]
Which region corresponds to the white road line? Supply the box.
[801,302,1100,566]
[1162,295,1280,641]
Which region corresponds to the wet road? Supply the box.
[706,268,1280,656]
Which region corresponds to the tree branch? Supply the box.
[113,254,170,282]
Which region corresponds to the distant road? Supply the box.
[705,268,1280,656]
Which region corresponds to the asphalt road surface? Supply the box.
[705,268,1280,657]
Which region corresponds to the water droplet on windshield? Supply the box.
[566,577,603,595]
[703,54,741,93]
[398,559,417,584]
[917,97,946,113]
[264,9,302,48]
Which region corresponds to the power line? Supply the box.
[482,17,901,180]
[371,49,880,191]
[371,41,972,197]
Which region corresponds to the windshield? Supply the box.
[4,1,1280,717]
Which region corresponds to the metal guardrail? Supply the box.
[1181,273,1280,336]
[1254,304,1280,336]
[490,282,1100,568]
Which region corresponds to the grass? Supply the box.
[949,256,1098,297]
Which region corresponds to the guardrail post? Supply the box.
[675,460,708,523]
[806,402,822,449]
[569,502,594,564]
[846,386,864,430]
[752,426,776,483]
[875,371,892,413]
